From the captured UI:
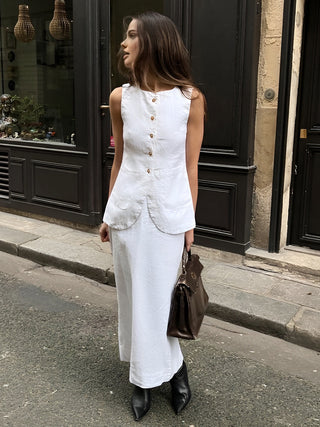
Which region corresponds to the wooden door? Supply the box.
[289,0,320,250]
[189,0,260,253]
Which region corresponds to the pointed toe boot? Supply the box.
[170,361,191,414]
[131,386,151,421]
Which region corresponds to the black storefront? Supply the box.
[0,0,261,254]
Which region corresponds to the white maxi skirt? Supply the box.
[109,201,184,388]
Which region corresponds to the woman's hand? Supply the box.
[185,229,194,252]
[99,222,110,243]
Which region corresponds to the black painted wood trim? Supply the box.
[195,233,251,255]
[0,141,88,156]
[164,0,183,31]
[9,157,27,200]
[182,0,192,51]
[199,162,256,174]
[163,0,192,49]
[74,0,103,222]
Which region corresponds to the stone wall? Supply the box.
[251,0,284,249]
[251,0,305,251]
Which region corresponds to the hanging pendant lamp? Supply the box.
[14,5,35,43]
[49,0,71,40]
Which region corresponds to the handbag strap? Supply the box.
[182,248,192,274]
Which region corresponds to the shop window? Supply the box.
[0,0,75,145]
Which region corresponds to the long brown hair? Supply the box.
[118,11,195,96]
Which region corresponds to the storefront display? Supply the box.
[0,0,74,144]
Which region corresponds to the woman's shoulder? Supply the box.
[187,86,206,118]
[110,83,137,101]
[110,86,123,102]
[188,87,206,115]
[179,85,203,102]
[186,86,203,101]
[109,87,123,115]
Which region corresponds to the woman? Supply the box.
[99,11,205,421]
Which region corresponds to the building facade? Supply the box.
[253,0,320,254]
[0,0,318,256]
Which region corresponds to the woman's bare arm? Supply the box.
[108,87,124,196]
[185,89,205,250]
[100,87,123,242]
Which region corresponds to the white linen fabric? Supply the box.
[103,84,195,234]
[104,84,195,388]
[110,200,184,388]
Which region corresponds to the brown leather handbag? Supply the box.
[167,249,209,340]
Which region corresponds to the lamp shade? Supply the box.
[49,0,71,40]
[14,5,35,43]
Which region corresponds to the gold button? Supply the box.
[148,151,152,156]
[150,133,154,138]
[152,98,157,102]
[147,168,150,173]
[151,116,155,120]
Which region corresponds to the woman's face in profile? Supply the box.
[121,19,140,70]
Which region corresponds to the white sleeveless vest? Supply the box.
[103,84,195,234]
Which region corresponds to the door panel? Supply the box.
[299,144,320,243]
[190,0,260,253]
[192,1,242,156]
[290,0,320,250]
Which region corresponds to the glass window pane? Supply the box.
[0,0,75,145]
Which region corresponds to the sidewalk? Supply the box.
[0,210,319,352]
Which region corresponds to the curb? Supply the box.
[0,236,319,353]
[245,247,320,278]
[18,245,113,286]
[208,300,320,353]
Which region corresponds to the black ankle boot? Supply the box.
[170,361,191,414]
[131,386,151,421]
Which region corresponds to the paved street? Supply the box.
[0,252,319,427]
